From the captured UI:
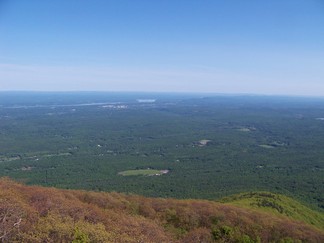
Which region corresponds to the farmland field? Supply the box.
[118,169,169,176]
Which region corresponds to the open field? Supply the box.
[259,144,275,149]
[118,169,169,176]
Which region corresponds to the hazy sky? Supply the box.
[0,0,323,95]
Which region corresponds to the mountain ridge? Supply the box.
[220,191,324,230]
[0,178,323,242]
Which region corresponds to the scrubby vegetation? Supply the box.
[0,178,323,242]
[220,192,324,230]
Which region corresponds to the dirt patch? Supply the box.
[198,139,211,146]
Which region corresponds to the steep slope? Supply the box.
[0,178,323,242]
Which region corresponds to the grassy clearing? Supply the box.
[198,139,211,146]
[0,156,21,162]
[237,128,251,132]
[118,169,168,176]
[259,144,275,149]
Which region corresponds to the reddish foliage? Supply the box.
[0,178,323,242]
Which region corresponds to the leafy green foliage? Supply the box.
[220,192,324,230]
[72,227,90,243]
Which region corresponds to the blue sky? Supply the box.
[0,0,323,95]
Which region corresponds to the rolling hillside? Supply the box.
[0,178,323,242]
[220,192,324,231]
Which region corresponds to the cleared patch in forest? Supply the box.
[259,144,275,149]
[237,128,251,132]
[118,169,169,176]
[198,139,211,146]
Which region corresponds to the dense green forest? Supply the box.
[0,92,323,211]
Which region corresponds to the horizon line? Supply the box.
[0,90,324,99]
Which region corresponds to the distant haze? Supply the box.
[0,1,323,96]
